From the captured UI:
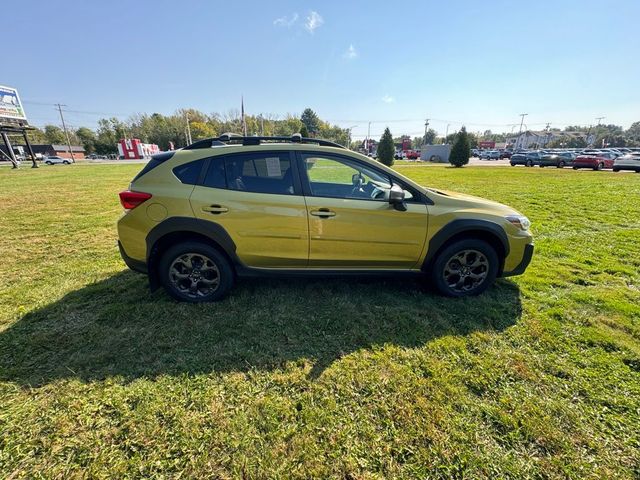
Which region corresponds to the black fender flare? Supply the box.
[423,219,509,268]
[145,217,239,289]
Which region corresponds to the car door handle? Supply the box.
[310,209,336,218]
[202,205,228,214]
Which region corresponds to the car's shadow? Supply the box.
[0,271,522,386]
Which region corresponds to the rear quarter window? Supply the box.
[173,159,206,185]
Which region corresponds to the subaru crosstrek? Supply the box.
[117,134,533,302]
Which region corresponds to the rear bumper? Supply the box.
[118,241,147,274]
[502,243,534,277]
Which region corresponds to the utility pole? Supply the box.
[259,114,264,136]
[595,117,605,147]
[423,118,430,145]
[444,124,450,144]
[517,113,528,150]
[366,121,371,153]
[346,125,357,149]
[55,103,75,163]
[185,112,192,145]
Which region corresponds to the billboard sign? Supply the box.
[0,85,28,125]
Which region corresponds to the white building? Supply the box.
[506,130,595,149]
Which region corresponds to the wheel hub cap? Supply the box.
[169,253,220,299]
[442,249,489,293]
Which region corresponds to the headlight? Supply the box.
[506,215,531,231]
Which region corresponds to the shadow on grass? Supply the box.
[0,271,522,385]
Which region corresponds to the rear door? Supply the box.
[189,151,309,268]
[297,152,428,269]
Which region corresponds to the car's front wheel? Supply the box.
[558,161,565,168]
[159,241,234,302]
[430,239,499,297]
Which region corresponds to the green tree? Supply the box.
[300,108,320,136]
[377,127,395,166]
[299,125,309,137]
[449,127,471,168]
[43,125,66,144]
[625,121,640,146]
[76,127,97,154]
[423,128,437,145]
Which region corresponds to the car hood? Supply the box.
[426,188,522,215]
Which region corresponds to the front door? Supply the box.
[190,151,308,268]
[299,152,428,269]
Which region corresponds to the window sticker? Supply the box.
[265,157,281,177]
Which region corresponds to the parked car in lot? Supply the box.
[43,156,72,165]
[536,151,577,168]
[613,153,640,172]
[117,134,533,302]
[573,152,616,170]
[510,152,530,166]
[499,150,512,159]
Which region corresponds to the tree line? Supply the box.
[22,108,350,155]
[21,108,640,154]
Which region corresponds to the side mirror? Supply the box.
[387,185,406,211]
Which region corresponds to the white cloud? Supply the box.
[304,11,324,33]
[382,94,395,103]
[343,44,357,60]
[273,13,298,27]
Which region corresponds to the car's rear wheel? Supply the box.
[525,160,533,167]
[613,168,620,172]
[510,162,515,166]
[430,239,499,297]
[558,161,565,168]
[159,241,234,302]
[594,162,603,171]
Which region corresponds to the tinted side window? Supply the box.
[202,158,227,189]
[173,159,205,185]
[224,152,294,195]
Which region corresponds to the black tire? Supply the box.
[558,161,565,168]
[158,241,234,302]
[573,166,578,170]
[45,161,52,165]
[429,239,499,297]
[63,160,70,164]
[510,162,515,167]
[613,168,620,172]
[594,162,603,171]
[526,160,533,167]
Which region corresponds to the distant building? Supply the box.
[0,143,85,159]
[117,138,160,159]
[506,130,595,149]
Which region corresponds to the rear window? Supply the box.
[131,151,175,182]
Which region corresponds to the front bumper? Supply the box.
[502,243,534,277]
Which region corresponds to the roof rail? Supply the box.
[182,133,346,150]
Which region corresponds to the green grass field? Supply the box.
[1,163,639,479]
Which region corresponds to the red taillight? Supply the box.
[119,190,152,210]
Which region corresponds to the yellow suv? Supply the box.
[117,134,533,302]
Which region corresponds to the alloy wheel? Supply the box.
[169,253,220,299]
[442,249,490,293]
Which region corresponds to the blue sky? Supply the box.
[6,0,640,140]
